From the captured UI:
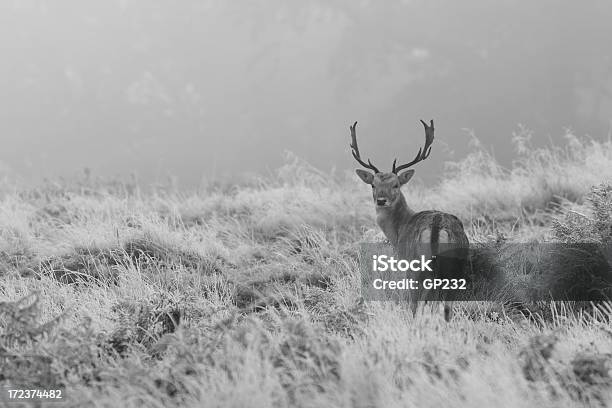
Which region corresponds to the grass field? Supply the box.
[2,130,612,407]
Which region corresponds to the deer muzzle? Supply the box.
[376,198,389,207]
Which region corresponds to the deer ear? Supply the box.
[398,169,415,185]
[355,169,374,184]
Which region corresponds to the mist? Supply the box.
[1,0,611,186]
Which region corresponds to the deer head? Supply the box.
[350,119,434,208]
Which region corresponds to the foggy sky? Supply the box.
[1,0,611,186]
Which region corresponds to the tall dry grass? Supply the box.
[1,132,612,407]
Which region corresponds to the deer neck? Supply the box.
[375,193,415,247]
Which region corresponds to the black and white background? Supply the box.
[1,2,612,407]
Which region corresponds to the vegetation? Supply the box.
[1,132,612,407]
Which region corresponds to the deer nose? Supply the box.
[376,198,388,206]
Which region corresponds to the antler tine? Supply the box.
[392,119,435,174]
[350,121,380,173]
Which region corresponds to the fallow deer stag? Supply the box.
[350,119,469,321]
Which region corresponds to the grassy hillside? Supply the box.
[1,131,612,407]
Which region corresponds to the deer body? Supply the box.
[350,119,469,321]
[382,207,468,260]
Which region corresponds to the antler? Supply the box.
[350,121,380,173]
[392,119,435,174]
